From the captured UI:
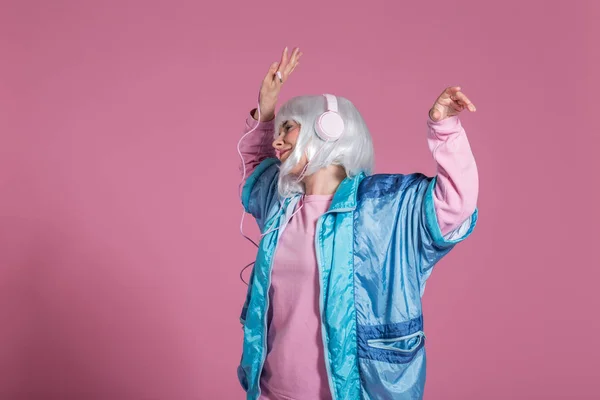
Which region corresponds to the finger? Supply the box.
[289,52,303,73]
[264,61,280,81]
[443,86,462,100]
[284,49,301,76]
[290,51,302,70]
[458,99,476,112]
[278,47,290,74]
[455,92,476,111]
[288,61,300,76]
[288,48,301,67]
[449,101,464,112]
[430,108,442,121]
[268,61,279,73]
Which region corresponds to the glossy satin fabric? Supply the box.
[238,159,477,400]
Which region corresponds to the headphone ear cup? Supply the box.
[315,111,345,141]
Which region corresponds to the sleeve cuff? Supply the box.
[246,109,275,131]
[427,115,462,136]
[423,177,478,248]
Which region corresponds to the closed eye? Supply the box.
[275,120,298,138]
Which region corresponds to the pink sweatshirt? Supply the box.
[260,194,334,400]
[239,110,478,399]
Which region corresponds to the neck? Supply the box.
[302,165,347,195]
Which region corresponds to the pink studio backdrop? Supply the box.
[1,1,598,399]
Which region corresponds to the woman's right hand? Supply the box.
[254,47,302,122]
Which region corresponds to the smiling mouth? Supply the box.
[279,149,291,158]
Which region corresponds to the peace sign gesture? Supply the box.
[429,86,476,122]
[254,47,303,122]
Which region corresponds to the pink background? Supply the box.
[1,1,598,399]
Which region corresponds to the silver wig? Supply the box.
[273,95,375,198]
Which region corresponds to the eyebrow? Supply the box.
[279,120,298,131]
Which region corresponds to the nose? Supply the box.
[272,132,285,149]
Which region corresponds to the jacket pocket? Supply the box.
[366,330,425,354]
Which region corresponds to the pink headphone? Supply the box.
[315,94,345,141]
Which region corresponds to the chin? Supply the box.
[280,155,306,175]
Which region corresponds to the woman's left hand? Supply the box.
[429,86,476,122]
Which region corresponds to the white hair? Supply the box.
[273,95,375,198]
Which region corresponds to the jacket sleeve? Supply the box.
[419,175,478,276]
[399,115,479,281]
[239,109,281,232]
[389,173,477,286]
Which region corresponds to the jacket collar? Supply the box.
[283,172,366,215]
[329,172,365,212]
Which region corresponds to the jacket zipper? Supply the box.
[315,214,338,400]
[315,207,355,400]
[255,210,284,400]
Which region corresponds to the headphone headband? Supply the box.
[323,93,338,113]
[315,94,344,141]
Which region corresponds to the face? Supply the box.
[273,120,308,175]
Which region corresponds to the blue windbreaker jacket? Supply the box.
[238,158,478,399]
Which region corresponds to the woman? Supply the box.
[237,47,479,400]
